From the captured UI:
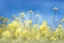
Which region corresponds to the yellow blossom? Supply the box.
[2,30,11,38]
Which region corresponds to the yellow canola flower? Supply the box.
[7,21,21,31]
[23,29,28,34]
[40,21,49,31]
[50,36,57,41]
[24,20,32,29]
[0,28,3,36]
[10,21,20,27]
[61,18,64,22]
[50,32,57,41]
[1,24,6,27]
[14,28,22,38]
[58,25,62,29]
[40,21,49,33]
[2,30,11,38]
[3,18,9,23]
[15,17,20,21]
[42,21,47,25]
[45,31,51,37]
[39,21,50,38]
[56,28,63,38]
[30,31,36,40]
[20,29,28,39]
[56,28,61,33]
[40,25,48,31]
[20,12,25,18]
[35,33,41,40]
[56,25,63,37]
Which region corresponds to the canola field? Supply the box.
[0,10,64,43]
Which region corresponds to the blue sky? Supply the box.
[0,0,64,26]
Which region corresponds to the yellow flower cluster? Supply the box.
[0,15,64,43]
[2,30,11,38]
[40,21,50,37]
[0,20,64,41]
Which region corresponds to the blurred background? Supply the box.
[0,0,64,27]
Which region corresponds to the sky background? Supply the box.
[0,0,64,26]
